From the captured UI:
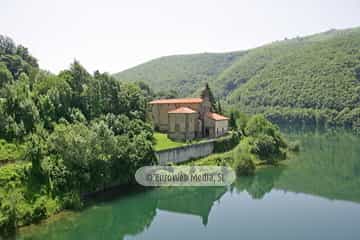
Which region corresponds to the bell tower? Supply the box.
[200,83,212,114]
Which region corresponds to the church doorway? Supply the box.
[205,127,210,137]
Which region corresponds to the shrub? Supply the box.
[245,115,278,137]
[250,134,278,159]
[32,197,47,223]
[245,115,286,146]
[288,141,300,152]
[233,143,255,176]
[233,153,255,176]
[61,192,83,210]
[213,131,241,153]
[0,206,16,236]
[213,156,233,166]
[241,114,289,164]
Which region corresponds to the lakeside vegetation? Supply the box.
[0,35,156,236]
[114,27,360,132]
[187,114,298,175]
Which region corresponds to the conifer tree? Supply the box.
[229,111,237,130]
[201,83,217,112]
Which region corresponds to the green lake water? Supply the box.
[16,131,360,240]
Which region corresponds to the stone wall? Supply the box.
[155,140,215,164]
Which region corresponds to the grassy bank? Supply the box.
[153,132,186,150]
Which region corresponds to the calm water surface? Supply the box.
[17,131,360,240]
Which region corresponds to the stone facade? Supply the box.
[204,113,229,138]
[150,101,202,132]
[149,85,229,141]
[168,111,198,140]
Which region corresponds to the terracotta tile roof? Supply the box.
[149,98,203,104]
[206,112,229,121]
[168,107,197,114]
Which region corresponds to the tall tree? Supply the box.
[0,63,13,89]
[229,111,237,130]
[0,35,16,55]
[216,100,223,114]
[201,83,217,112]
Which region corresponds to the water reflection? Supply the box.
[156,187,227,226]
[18,186,228,240]
[232,167,285,199]
[277,131,360,203]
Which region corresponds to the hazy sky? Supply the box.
[1,0,360,74]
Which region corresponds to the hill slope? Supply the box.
[113,52,244,97]
[224,28,360,129]
[226,28,360,110]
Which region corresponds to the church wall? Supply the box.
[151,103,201,132]
[168,113,198,141]
[214,120,228,137]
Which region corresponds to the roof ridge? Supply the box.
[207,112,229,120]
[149,97,203,104]
[168,106,197,114]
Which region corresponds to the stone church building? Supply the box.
[149,85,229,141]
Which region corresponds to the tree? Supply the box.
[16,45,38,68]
[229,111,237,130]
[136,81,154,100]
[3,79,39,137]
[34,73,73,127]
[245,115,287,164]
[88,121,117,190]
[68,60,90,94]
[0,63,13,89]
[61,60,91,113]
[216,100,223,114]
[0,35,16,55]
[201,83,217,112]
[0,189,23,236]
[25,129,47,179]
[48,123,93,192]
[233,152,255,176]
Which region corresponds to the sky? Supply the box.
[1,0,360,74]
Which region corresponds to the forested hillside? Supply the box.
[115,27,360,131]
[113,52,244,97]
[226,28,360,130]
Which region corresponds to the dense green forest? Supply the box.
[114,27,360,131]
[113,52,244,97]
[0,35,156,235]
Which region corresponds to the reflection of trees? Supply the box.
[231,175,254,193]
[20,186,228,239]
[233,166,284,199]
[20,189,158,240]
[275,131,360,203]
